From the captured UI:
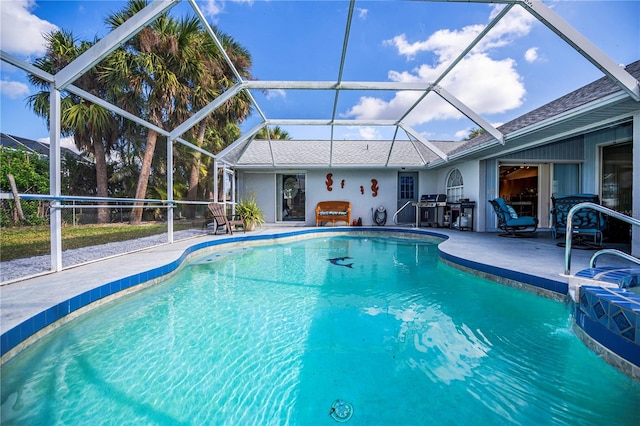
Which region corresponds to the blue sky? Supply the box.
[1,0,639,151]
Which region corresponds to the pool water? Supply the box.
[2,236,639,425]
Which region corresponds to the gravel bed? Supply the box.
[1,229,207,283]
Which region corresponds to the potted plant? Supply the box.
[236,193,265,231]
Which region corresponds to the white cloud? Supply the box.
[201,0,254,19]
[0,80,30,99]
[0,0,58,56]
[265,89,286,100]
[337,126,382,141]
[384,25,483,62]
[356,7,368,20]
[524,47,539,63]
[358,126,380,140]
[201,0,224,18]
[384,5,536,62]
[348,5,534,126]
[455,128,472,139]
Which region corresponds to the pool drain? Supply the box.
[329,399,353,422]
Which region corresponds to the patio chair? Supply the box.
[206,203,244,235]
[551,194,605,247]
[488,198,538,237]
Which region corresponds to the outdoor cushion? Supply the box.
[505,216,537,227]
[489,198,538,237]
[506,205,519,219]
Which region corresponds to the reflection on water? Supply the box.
[364,304,490,384]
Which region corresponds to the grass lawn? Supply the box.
[0,221,201,261]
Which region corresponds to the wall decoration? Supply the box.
[371,179,379,197]
[325,173,333,191]
[360,185,364,195]
[341,179,345,189]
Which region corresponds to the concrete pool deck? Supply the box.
[1,225,633,338]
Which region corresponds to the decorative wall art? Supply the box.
[371,179,379,197]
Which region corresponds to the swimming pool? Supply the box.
[2,235,639,424]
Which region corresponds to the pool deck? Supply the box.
[1,226,633,337]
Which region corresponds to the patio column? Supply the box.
[213,159,219,202]
[167,137,174,243]
[49,83,62,272]
[633,112,640,257]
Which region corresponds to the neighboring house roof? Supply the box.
[0,133,87,161]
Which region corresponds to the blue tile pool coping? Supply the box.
[438,249,569,295]
[1,227,637,376]
[576,285,640,367]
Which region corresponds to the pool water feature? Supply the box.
[2,235,639,424]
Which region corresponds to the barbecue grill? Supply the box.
[417,194,447,227]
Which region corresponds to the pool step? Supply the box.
[569,266,640,302]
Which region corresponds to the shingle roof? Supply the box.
[231,60,639,168]
[233,138,468,167]
[0,133,86,160]
[453,60,640,155]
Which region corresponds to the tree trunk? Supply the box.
[185,123,206,219]
[130,129,158,225]
[7,174,25,224]
[93,140,110,224]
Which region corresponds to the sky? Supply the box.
[1,0,639,153]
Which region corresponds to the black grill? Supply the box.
[419,194,447,206]
[418,194,447,227]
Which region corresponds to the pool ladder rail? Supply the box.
[565,202,640,301]
[392,201,416,227]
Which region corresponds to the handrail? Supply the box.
[393,201,414,225]
[590,249,640,269]
[564,202,640,275]
[0,192,172,204]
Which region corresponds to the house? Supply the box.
[218,60,638,256]
[0,133,86,161]
[2,0,637,262]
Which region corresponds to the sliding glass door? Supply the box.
[277,173,306,222]
[601,142,632,243]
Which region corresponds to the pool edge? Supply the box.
[2,227,637,382]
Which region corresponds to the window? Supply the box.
[446,169,463,202]
[399,175,415,199]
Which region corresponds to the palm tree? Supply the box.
[182,28,253,218]
[102,1,206,224]
[256,125,291,140]
[27,30,118,223]
[465,128,486,140]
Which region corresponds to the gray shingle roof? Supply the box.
[452,60,640,155]
[234,138,468,167]
[0,133,86,160]
[231,60,639,168]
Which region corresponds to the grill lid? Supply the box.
[420,194,447,202]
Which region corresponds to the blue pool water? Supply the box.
[2,235,639,425]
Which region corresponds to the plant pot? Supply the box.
[244,220,256,231]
